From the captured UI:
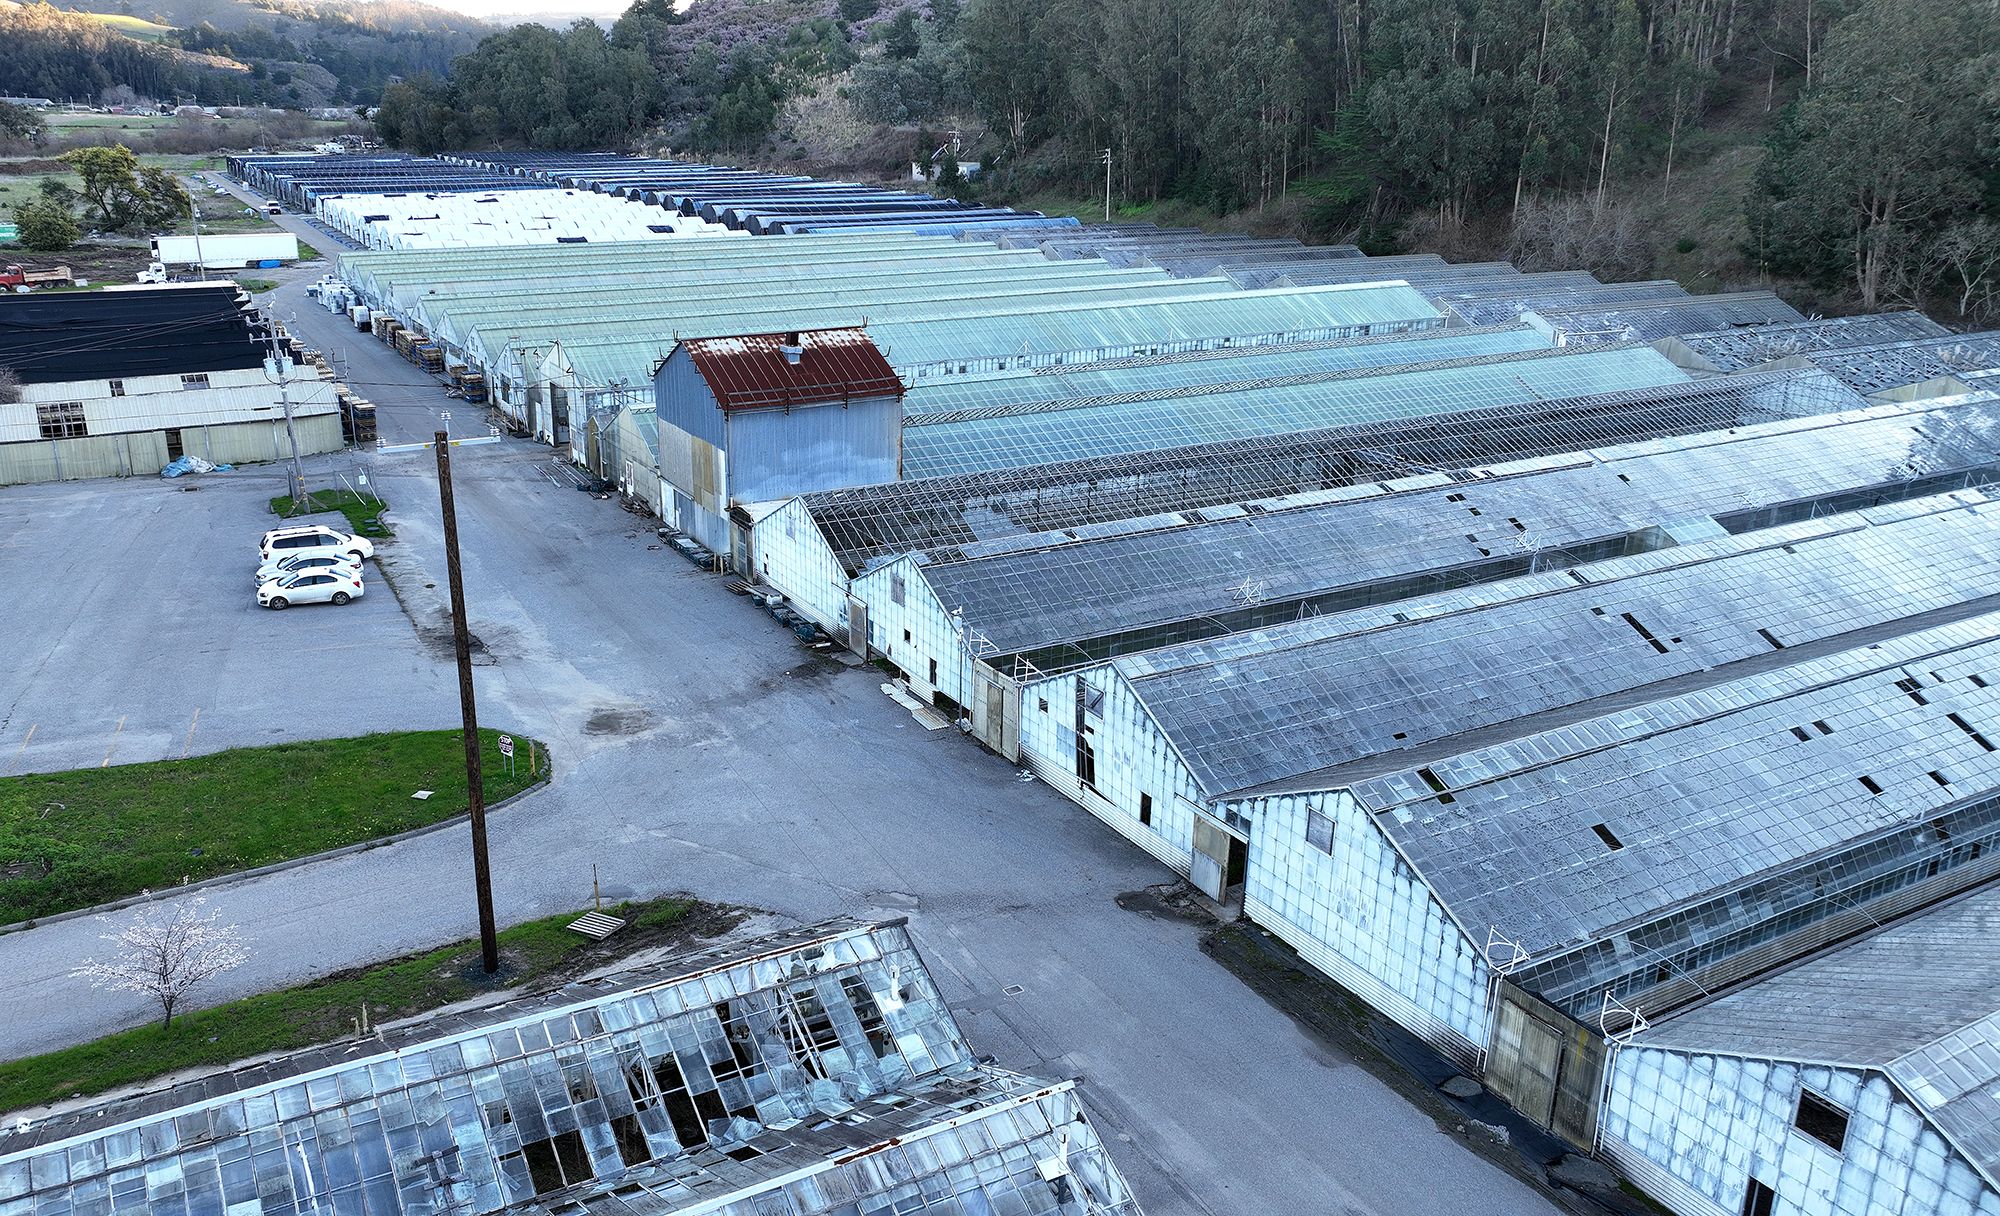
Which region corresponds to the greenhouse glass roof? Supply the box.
[1635,883,2000,1189]
[801,369,1866,576]
[1664,312,1951,371]
[915,393,2000,669]
[1797,331,2000,395]
[899,344,1688,477]
[1122,489,2000,800]
[532,283,1442,390]
[1525,291,1803,344]
[900,325,1551,416]
[1349,608,2000,959]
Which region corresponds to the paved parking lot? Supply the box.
[0,470,459,775]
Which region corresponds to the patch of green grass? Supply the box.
[297,238,321,261]
[629,897,693,929]
[78,11,177,40]
[236,277,278,293]
[0,730,542,924]
[270,488,391,536]
[0,897,693,1115]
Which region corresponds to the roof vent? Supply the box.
[780,332,804,365]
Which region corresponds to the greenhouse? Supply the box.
[1777,331,2000,396]
[1523,290,1802,344]
[0,920,1139,1216]
[896,342,1689,477]
[1658,311,1952,372]
[780,368,1864,586]
[314,189,739,249]
[859,393,2000,713]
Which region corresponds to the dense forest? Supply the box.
[373,0,2000,318]
[0,2,245,104]
[0,0,483,106]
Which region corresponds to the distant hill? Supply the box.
[0,0,486,107]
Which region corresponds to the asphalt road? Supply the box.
[0,240,1565,1216]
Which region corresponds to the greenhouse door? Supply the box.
[1485,983,1607,1147]
[847,596,870,657]
[969,662,1020,761]
[1190,813,1247,902]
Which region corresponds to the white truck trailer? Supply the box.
[150,232,300,270]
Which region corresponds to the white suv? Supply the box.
[260,525,374,564]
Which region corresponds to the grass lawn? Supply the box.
[0,730,542,925]
[297,237,321,260]
[0,896,713,1115]
[271,488,391,536]
[236,277,278,293]
[0,169,77,218]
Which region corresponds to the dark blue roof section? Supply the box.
[0,284,265,384]
[227,152,541,209]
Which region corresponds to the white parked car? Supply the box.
[260,524,374,564]
[255,551,361,585]
[257,569,364,609]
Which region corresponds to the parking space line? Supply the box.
[8,723,35,774]
[101,715,127,768]
[182,707,202,758]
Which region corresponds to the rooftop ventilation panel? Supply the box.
[780,333,804,365]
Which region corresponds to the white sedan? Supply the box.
[255,552,361,586]
[257,569,364,609]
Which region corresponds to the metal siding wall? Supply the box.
[190,415,345,466]
[723,397,901,506]
[0,432,168,483]
[652,349,725,448]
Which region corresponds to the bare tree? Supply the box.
[1508,194,1655,282]
[1936,221,2000,323]
[0,367,20,406]
[72,897,249,1029]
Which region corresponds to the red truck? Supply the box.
[0,264,75,290]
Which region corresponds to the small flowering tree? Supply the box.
[72,897,249,1030]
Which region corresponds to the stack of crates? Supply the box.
[414,343,444,374]
[450,366,489,403]
[334,384,378,445]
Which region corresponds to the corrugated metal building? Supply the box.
[0,286,340,485]
[654,330,905,555]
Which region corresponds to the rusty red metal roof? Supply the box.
[683,328,905,413]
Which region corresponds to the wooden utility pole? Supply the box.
[435,431,500,974]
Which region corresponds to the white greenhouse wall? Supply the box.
[1603,1050,2000,1216]
[749,499,851,636]
[1015,667,1202,875]
[850,559,970,705]
[1231,790,1490,1063]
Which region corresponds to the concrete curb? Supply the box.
[0,773,552,938]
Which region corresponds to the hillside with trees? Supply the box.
[372,0,1999,321]
[0,0,484,106]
